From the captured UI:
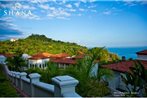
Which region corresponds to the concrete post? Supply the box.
[29,73,41,97]
[20,72,27,90]
[11,71,15,84]
[52,75,79,97]
[15,72,20,87]
[9,71,13,81]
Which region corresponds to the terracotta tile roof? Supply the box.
[29,52,54,60]
[102,60,147,73]
[0,53,15,57]
[50,53,69,58]
[51,58,76,65]
[29,52,70,60]
[29,56,49,60]
[136,50,147,55]
[72,54,85,59]
[31,52,54,57]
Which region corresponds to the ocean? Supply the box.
[107,46,147,59]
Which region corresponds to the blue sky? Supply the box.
[0,0,147,47]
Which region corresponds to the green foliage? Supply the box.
[88,47,120,64]
[43,62,61,83]
[121,61,147,96]
[0,34,87,55]
[61,47,113,96]
[0,65,18,97]
[86,80,110,97]
[97,68,113,81]
[26,47,114,96]
[6,54,27,71]
[26,62,61,83]
[0,34,119,62]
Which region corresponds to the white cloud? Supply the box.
[77,13,82,16]
[56,16,70,20]
[123,1,137,6]
[88,5,96,8]
[47,9,71,19]
[69,9,76,12]
[91,10,97,13]
[79,8,85,11]
[80,0,87,3]
[7,2,36,10]
[89,0,96,3]
[0,3,12,9]
[140,1,147,5]
[39,4,49,10]
[0,17,13,22]
[11,11,41,20]
[22,13,41,20]
[30,0,49,3]
[103,10,112,15]
[74,2,80,7]
[49,7,56,11]
[28,14,41,20]
[22,5,36,10]
[65,4,72,8]
[62,0,66,4]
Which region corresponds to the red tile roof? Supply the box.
[29,52,54,60]
[136,50,147,55]
[29,52,70,60]
[0,53,15,57]
[50,53,69,58]
[32,52,54,57]
[72,54,85,59]
[102,60,147,73]
[51,58,76,65]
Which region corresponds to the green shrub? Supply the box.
[0,65,18,97]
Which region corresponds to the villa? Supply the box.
[102,49,147,94]
[136,50,147,60]
[50,53,85,69]
[28,52,54,69]
[0,52,83,69]
[28,52,74,69]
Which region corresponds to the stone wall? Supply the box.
[3,64,81,97]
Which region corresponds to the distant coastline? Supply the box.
[107,46,147,59]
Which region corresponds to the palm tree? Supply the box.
[62,47,113,96]
[121,60,147,96]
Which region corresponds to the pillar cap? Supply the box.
[29,73,41,79]
[52,75,79,86]
[20,72,27,76]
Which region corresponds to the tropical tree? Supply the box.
[5,54,27,71]
[43,62,60,83]
[62,47,113,96]
[121,60,147,96]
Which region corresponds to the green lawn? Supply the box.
[0,64,18,97]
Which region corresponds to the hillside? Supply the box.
[0,34,119,62]
[0,34,88,55]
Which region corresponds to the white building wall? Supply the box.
[108,71,121,89]
[107,71,130,92]
[28,58,49,68]
[137,55,147,61]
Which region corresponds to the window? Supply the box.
[39,64,42,68]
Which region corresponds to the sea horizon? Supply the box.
[107,46,147,59]
[88,46,147,59]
